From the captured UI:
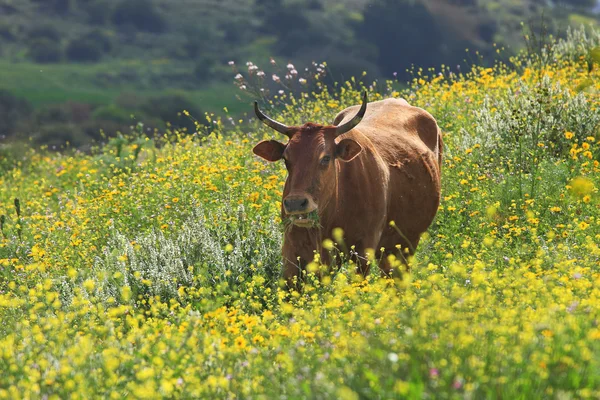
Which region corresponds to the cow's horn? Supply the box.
[336,91,368,136]
[254,101,292,136]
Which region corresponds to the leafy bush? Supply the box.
[65,37,103,62]
[0,90,33,137]
[80,0,113,25]
[472,74,600,158]
[358,0,452,78]
[66,29,113,62]
[112,0,167,33]
[81,119,129,141]
[93,207,281,304]
[91,104,133,124]
[31,123,83,147]
[554,25,600,62]
[34,104,73,125]
[27,38,62,63]
[26,25,61,42]
[30,0,72,14]
[141,94,203,132]
[0,22,17,41]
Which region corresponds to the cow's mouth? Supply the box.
[292,214,315,227]
[287,210,319,228]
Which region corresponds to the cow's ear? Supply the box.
[336,139,362,162]
[253,140,285,162]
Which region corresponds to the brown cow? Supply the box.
[252,93,442,287]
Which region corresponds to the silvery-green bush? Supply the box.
[91,206,282,304]
[554,25,600,61]
[470,75,600,158]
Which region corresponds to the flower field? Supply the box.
[1,29,600,399]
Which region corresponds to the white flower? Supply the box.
[287,63,294,69]
[248,65,258,72]
[278,90,284,95]
[228,61,235,66]
[299,78,307,84]
[270,57,276,65]
[246,61,253,66]
[272,74,280,83]
[388,353,399,363]
[239,85,247,90]
[290,69,298,75]
[256,71,265,77]
[235,73,243,80]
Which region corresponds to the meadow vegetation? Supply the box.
[1,27,600,398]
[1,0,599,146]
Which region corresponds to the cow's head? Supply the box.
[252,93,367,228]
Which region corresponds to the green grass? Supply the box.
[0,60,244,115]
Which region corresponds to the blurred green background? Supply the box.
[0,0,598,148]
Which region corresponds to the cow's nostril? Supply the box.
[284,197,310,212]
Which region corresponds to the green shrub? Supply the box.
[81,119,129,141]
[80,0,112,25]
[34,104,72,125]
[27,25,61,42]
[31,123,83,148]
[0,90,33,137]
[30,0,72,14]
[0,22,17,41]
[112,0,167,33]
[91,104,133,124]
[141,94,203,132]
[65,37,103,62]
[27,38,62,63]
[93,207,281,305]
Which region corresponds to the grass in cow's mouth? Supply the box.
[282,210,320,228]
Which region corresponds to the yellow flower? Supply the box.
[564,131,574,139]
[234,336,248,350]
[83,279,95,292]
[569,177,595,198]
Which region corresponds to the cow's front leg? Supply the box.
[351,244,372,278]
[282,238,308,290]
[282,255,305,290]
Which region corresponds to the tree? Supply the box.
[0,90,33,137]
[112,0,167,33]
[357,0,446,78]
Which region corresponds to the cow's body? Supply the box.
[253,96,442,286]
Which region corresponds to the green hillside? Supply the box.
[0,0,598,147]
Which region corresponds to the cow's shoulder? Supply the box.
[402,106,440,156]
[333,98,409,126]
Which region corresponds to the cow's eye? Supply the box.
[320,155,331,166]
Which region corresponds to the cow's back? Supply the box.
[333,98,441,169]
[333,98,442,254]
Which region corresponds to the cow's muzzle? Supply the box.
[284,196,310,213]
[283,194,318,226]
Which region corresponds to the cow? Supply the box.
[252,92,442,287]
